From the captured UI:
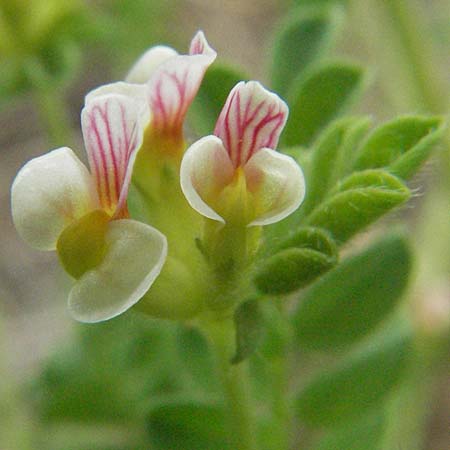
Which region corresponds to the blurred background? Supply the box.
[0,0,449,448]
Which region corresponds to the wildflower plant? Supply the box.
[9,2,449,450]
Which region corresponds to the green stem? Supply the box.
[266,299,291,450]
[379,0,446,114]
[201,317,258,450]
[380,337,438,450]
[269,355,290,450]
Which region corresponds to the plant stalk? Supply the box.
[201,316,258,450]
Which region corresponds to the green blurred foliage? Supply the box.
[295,324,412,427]
[232,298,265,364]
[270,2,344,96]
[293,233,412,351]
[282,61,367,147]
[315,411,385,450]
[0,0,177,104]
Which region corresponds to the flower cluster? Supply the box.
[11,32,305,323]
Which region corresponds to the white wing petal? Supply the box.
[11,147,97,250]
[244,148,305,226]
[68,219,167,322]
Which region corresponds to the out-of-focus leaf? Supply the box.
[315,411,385,449]
[353,116,446,179]
[23,0,84,44]
[300,116,372,217]
[293,0,348,6]
[106,0,175,73]
[232,299,265,364]
[295,327,412,427]
[293,232,412,350]
[271,3,344,96]
[306,169,410,243]
[176,326,218,389]
[282,61,366,147]
[189,63,247,136]
[0,58,24,102]
[39,39,82,85]
[259,301,291,360]
[254,227,337,294]
[36,347,132,422]
[146,399,231,450]
[33,316,187,423]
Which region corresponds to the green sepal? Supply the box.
[295,326,412,428]
[270,3,344,96]
[231,298,265,364]
[57,210,110,279]
[189,63,247,137]
[293,232,412,351]
[146,398,231,450]
[300,116,372,217]
[306,169,410,243]
[353,115,446,179]
[254,227,338,294]
[282,61,367,147]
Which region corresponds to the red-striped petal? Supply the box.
[147,31,216,134]
[214,81,288,168]
[81,94,150,217]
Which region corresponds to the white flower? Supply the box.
[11,92,167,322]
[180,81,305,227]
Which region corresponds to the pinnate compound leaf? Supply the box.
[271,3,344,96]
[353,115,445,179]
[282,61,366,147]
[293,232,412,351]
[254,227,338,294]
[146,399,230,450]
[300,116,372,217]
[232,299,265,364]
[306,169,410,243]
[189,63,247,136]
[295,327,412,428]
